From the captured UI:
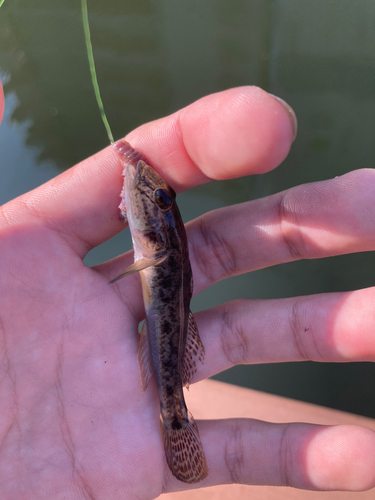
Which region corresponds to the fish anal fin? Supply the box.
[108,255,167,284]
[137,322,153,392]
[161,412,208,484]
[182,312,205,389]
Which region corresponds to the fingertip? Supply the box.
[269,94,298,141]
[180,86,297,180]
[126,86,297,189]
[306,425,375,491]
[333,287,375,361]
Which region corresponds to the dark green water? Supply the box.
[1,0,375,417]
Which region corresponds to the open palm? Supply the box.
[1,86,375,499]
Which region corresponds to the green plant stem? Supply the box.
[81,0,114,143]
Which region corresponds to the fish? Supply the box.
[110,140,208,484]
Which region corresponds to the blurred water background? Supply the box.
[1,0,375,417]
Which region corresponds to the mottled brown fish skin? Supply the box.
[144,204,191,424]
[114,141,208,483]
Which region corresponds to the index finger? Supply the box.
[1,86,296,257]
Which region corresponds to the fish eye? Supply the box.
[154,189,173,210]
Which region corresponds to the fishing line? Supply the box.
[0,0,113,142]
[81,0,114,143]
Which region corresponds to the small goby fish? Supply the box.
[110,141,208,484]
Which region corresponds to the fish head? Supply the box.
[124,160,177,258]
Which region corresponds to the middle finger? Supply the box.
[188,167,375,294]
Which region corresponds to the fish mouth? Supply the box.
[126,163,137,185]
[125,162,153,233]
[126,161,146,188]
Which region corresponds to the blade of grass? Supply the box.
[81,0,114,143]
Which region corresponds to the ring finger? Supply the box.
[190,286,375,383]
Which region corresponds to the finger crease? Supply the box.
[195,215,238,284]
[220,302,249,366]
[279,424,294,487]
[277,192,305,260]
[289,300,310,361]
[176,112,209,182]
[289,299,324,362]
[224,421,245,484]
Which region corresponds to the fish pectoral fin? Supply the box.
[182,311,205,389]
[138,321,153,392]
[108,255,167,284]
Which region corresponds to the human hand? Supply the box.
[0,86,375,499]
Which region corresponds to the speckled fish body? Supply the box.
[112,141,208,484]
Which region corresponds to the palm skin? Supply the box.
[0,220,166,498]
[1,85,375,499]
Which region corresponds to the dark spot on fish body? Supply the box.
[160,276,173,289]
[171,419,183,430]
[161,294,171,304]
[166,385,175,397]
[163,320,171,333]
[145,230,159,244]
[167,254,178,272]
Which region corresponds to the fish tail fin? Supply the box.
[161,412,208,484]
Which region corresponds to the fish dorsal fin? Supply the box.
[108,255,167,284]
[138,321,153,392]
[182,312,205,389]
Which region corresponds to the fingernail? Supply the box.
[270,94,298,142]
